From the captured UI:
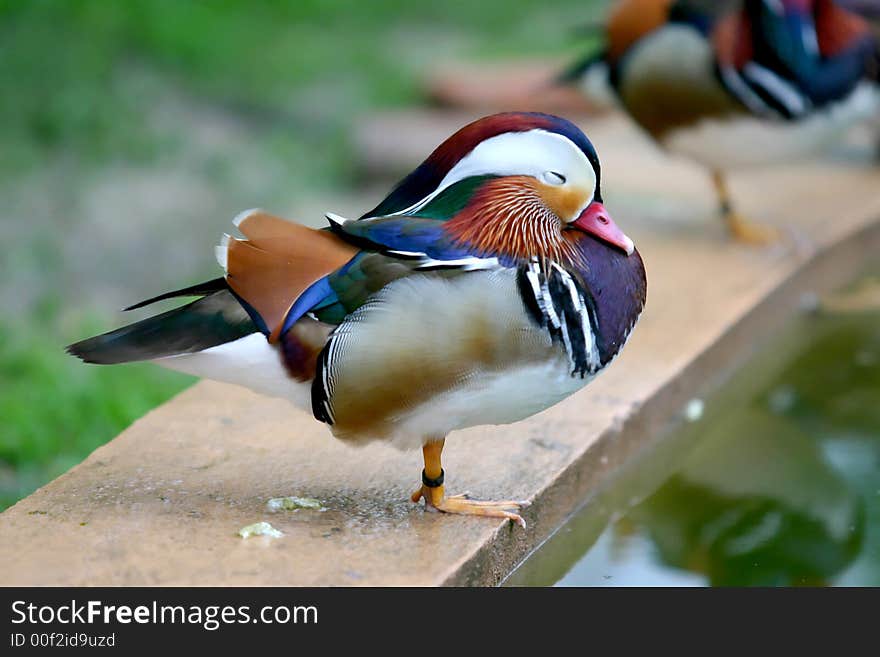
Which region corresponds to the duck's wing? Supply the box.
[218,209,360,342]
[66,209,358,366]
[223,204,517,340]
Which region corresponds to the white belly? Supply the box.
[157,333,313,411]
[663,82,880,170]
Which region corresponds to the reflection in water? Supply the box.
[508,300,880,587]
[621,426,864,586]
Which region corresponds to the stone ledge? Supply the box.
[1,114,879,586]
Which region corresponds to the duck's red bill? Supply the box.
[572,202,634,255]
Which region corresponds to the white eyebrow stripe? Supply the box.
[368,129,596,218]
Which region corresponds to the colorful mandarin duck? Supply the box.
[68,112,647,528]
[563,0,880,243]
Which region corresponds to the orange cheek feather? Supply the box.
[444,177,586,264]
[534,181,591,223]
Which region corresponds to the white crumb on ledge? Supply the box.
[238,522,283,539]
[266,496,324,512]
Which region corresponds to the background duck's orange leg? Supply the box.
[411,438,528,528]
[711,170,779,245]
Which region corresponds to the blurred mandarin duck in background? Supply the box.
[68,112,647,528]
[839,0,880,156]
[562,0,880,243]
[839,0,880,40]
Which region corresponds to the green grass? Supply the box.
[0,316,194,509]
[0,0,604,181]
[0,0,603,510]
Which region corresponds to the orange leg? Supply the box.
[410,438,528,528]
[711,170,779,245]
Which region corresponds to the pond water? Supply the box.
[506,278,880,587]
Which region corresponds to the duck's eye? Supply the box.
[542,171,566,185]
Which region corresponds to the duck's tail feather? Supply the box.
[122,277,228,311]
[555,50,608,86]
[66,288,257,365]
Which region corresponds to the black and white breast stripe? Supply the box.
[719,64,812,120]
[311,332,338,425]
[517,258,600,378]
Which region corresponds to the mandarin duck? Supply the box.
[68,112,647,528]
[563,0,880,243]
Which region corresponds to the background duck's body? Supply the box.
[69,112,647,527]
[838,0,880,156]
[617,16,878,168]
[566,0,880,241]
